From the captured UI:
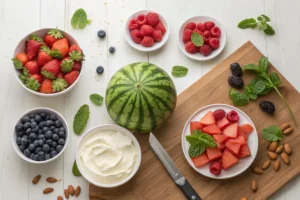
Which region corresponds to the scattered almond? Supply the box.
[252,167,263,174]
[64,189,69,199]
[68,185,75,196]
[262,160,271,170]
[75,186,81,197]
[283,127,293,135]
[281,152,290,165]
[280,123,290,131]
[275,145,284,154]
[273,159,281,171]
[57,196,63,200]
[43,188,54,194]
[46,177,61,183]
[32,175,41,185]
[251,180,257,192]
[267,151,277,160]
[268,141,278,152]
[284,143,292,155]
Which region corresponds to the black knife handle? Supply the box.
[176,177,201,200]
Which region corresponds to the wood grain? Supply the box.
[89,42,300,200]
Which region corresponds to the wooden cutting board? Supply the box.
[89,41,300,200]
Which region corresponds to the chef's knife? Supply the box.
[149,133,201,200]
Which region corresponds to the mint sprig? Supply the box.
[73,104,90,135]
[262,126,282,141]
[238,14,275,35]
[71,8,91,29]
[172,66,188,77]
[191,32,204,47]
[72,160,82,177]
[90,93,103,106]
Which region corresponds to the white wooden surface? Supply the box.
[0,0,299,199]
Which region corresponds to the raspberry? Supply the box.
[204,21,215,30]
[136,14,147,26]
[193,29,203,36]
[155,21,166,34]
[197,23,205,32]
[213,109,226,121]
[146,12,160,27]
[184,22,196,30]
[203,34,211,44]
[152,30,163,42]
[211,26,221,37]
[204,30,211,38]
[140,25,154,36]
[199,45,212,56]
[141,36,154,47]
[228,76,244,88]
[128,19,139,31]
[227,110,239,123]
[185,41,197,54]
[183,29,193,43]
[130,30,143,44]
[209,37,220,49]
[209,161,222,175]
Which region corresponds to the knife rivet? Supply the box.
[192,196,195,200]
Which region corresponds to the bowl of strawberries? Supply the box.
[125,9,169,52]
[12,28,84,97]
[178,16,226,61]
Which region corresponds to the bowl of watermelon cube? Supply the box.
[182,104,258,179]
[178,16,226,61]
[12,28,84,97]
[125,9,169,52]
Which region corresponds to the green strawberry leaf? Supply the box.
[73,104,90,135]
[90,94,103,106]
[19,74,28,84]
[264,24,275,35]
[48,28,64,39]
[71,8,91,29]
[72,160,82,177]
[61,59,74,73]
[172,66,188,77]
[12,58,23,69]
[69,50,84,61]
[191,32,204,47]
[50,49,62,59]
[25,77,40,91]
[238,18,257,29]
[262,126,282,141]
[52,78,68,92]
[23,68,30,77]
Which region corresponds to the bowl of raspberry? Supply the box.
[125,9,169,52]
[12,28,84,97]
[12,107,69,164]
[178,16,226,61]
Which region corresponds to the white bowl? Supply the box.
[12,107,69,164]
[125,9,169,52]
[76,124,142,188]
[181,104,258,179]
[13,28,83,97]
[178,16,226,61]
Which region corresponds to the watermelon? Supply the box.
[192,153,210,167]
[200,111,215,125]
[225,140,241,155]
[203,124,222,135]
[105,63,177,132]
[206,148,223,161]
[213,134,228,144]
[190,121,204,133]
[222,149,239,169]
[216,117,230,130]
[238,144,251,158]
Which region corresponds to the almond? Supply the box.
[68,185,75,196]
[284,143,292,155]
[267,151,277,160]
[75,186,81,197]
[280,123,290,131]
[281,152,290,165]
[252,167,263,174]
[57,196,63,200]
[273,159,281,171]
[262,160,271,170]
[268,141,278,152]
[251,180,257,192]
[275,145,284,154]
[46,177,61,183]
[283,127,293,135]
[32,175,41,185]
[64,189,69,199]
[43,188,54,194]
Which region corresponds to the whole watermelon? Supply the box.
[105,62,177,133]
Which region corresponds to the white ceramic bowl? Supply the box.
[13,28,83,97]
[182,104,258,179]
[12,107,69,164]
[76,124,142,188]
[178,16,226,61]
[125,9,169,52]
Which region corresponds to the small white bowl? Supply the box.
[12,107,69,164]
[13,28,83,97]
[76,124,142,188]
[125,9,169,52]
[178,15,226,61]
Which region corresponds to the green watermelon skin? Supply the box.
[105,62,177,133]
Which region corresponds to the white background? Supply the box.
[0,0,299,199]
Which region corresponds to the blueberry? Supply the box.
[45,115,50,120]
[34,114,42,122]
[15,124,23,132]
[35,147,42,154]
[58,131,65,139]
[59,127,65,132]
[40,112,46,118]
[50,126,55,130]
[42,127,49,133]
[54,120,62,128]
[23,149,31,157]
[39,121,45,128]
[28,144,36,151]
[46,120,53,127]
[97,30,106,38]
[32,126,39,133]
[16,137,22,145]
[50,150,58,158]
[31,121,37,128]
[96,66,104,74]
[58,138,65,145]
[109,46,116,53]
[26,128,32,135]
[38,129,42,135]
[53,128,59,134]
[45,130,53,139]
[33,140,39,146]
[30,118,35,122]
[42,144,51,152]
[19,145,26,151]
[38,151,45,161]
[50,114,57,121]
[46,139,53,145]
[38,139,44,146]
[52,134,59,141]
[29,133,37,140]
[30,153,35,160]
[17,130,24,137]
[51,141,57,148]
[29,114,34,118]
[33,154,39,161]
[21,136,28,146]
[45,154,51,160]
[24,122,31,130]
[38,134,45,140]
[22,115,30,123]
[56,145,63,152]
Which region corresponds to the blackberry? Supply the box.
[228,76,244,89]
[230,63,243,77]
[259,101,275,114]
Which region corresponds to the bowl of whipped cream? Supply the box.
[76,124,142,188]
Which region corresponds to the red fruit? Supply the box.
[213,135,228,144]
[128,19,139,31]
[41,59,61,79]
[190,122,204,133]
[193,29,203,36]
[63,70,79,86]
[213,109,225,121]
[211,26,221,37]
[152,30,163,42]
[225,140,241,155]
[192,153,209,167]
[73,61,82,71]
[140,25,154,36]
[239,124,253,135]
[37,46,53,66]
[69,44,82,53]
[217,143,226,151]
[146,12,160,27]
[141,36,155,47]
[44,28,64,47]
[197,23,206,32]
[204,30,211,38]
[209,37,220,49]
[238,129,249,141]
[204,21,215,30]
[222,149,239,170]
[57,72,63,78]
[183,29,193,43]
[185,41,197,54]
[223,123,238,138]
[60,57,74,73]
[51,38,69,58]
[203,34,211,44]
[238,144,251,158]
[228,136,246,145]
[184,22,196,30]
[40,79,54,94]
[227,110,239,122]
[209,160,222,175]
[200,111,215,125]
[206,148,223,161]
[155,21,166,34]
[24,61,39,75]
[27,35,43,60]
[130,30,143,44]
[203,124,222,135]
[136,14,147,26]
[199,45,212,56]
[216,117,230,130]
[15,53,29,65]
[30,74,43,84]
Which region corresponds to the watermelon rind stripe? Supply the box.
[129,64,138,82]
[107,88,133,110]
[123,92,138,128]
[143,88,174,112]
[114,92,135,123]
[141,68,163,83]
[142,76,172,85]
[135,93,144,132]
[137,63,152,82]
[119,68,136,84]
[141,92,156,131]
[144,85,177,97]
[106,84,134,93]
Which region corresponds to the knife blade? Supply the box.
[149,133,201,200]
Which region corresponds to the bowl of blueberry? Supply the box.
[13,107,68,164]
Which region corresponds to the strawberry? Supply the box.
[223,123,238,138]
[211,26,221,37]
[57,72,63,78]
[24,61,39,75]
[227,110,239,123]
[51,38,69,58]
[15,53,28,65]
[213,135,228,144]
[136,14,147,26]
[69,50,84,61]
[155,21,166,34]
[26,35,43,60]
[228,136,246,145]
[44,28,64,47]
[222,149,239,170]
[184,22,196,30]
[203,124,222,135]
[209,37,220,50]
[41,59,61,79]
[209,161,222,175]
[29,74,43,84]
[37,46,53,66]
[61,57,74,73]
[128,19,139,31]
[200,111,215,125]
[152,30,162,42]
[140,25,154,36]
[204,21,215,30]
[40,79,54,94]
[197,23,205,32]
[73,61,82,71]
[183,29,193,43]
[146,12,160,27]
[192,152,209,167]
[141,36,154,47]
[63,70,79,86]
[213,109,226,121]
[130,30,143,44]
[69,44,82,53]
[190,122,204,133]
[225,140,241,155]
[239,124,253,135]
[216,117,230,130]
[238,144,251,158]
[199,45,212,56]
[206,148,223,161]
[185,41,197,54]
[52,78,68,92]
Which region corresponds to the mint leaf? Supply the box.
[90,93,103,106]
[71,8,91,29]
[191,32,204,47]
[261,14,271,22]
[243,64,261,73]
[257,16,263,21]
[269,72,281,87]
[262,126,282,141]
[229,89,249,106]
[198,134,217,147]
[73,104,90,135]
[186,135,201,146]
[186,132,217,158]
[172,66,188,77]
[238,18,257,29]
[258,22,268,31]
[259,56,268,72]
[191,130,203,136]
[264,24,275,35]
[188,144,205,157]
[72,160,82,177]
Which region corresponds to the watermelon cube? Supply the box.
[192,152,209,167]
[203,124,222,135]
[228,136,246,145]
[213,135,228,144]
[190,121,204,134]
[223,123,238,138]
[217,143,226,151]
[225,140,241,155]
[216,117,231,130]
[238,144,251,158]
[200,111,215,125]
[238,128,249,141]
[222,149,239,170]
[206,147,223,161]
[239,124,254,135]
